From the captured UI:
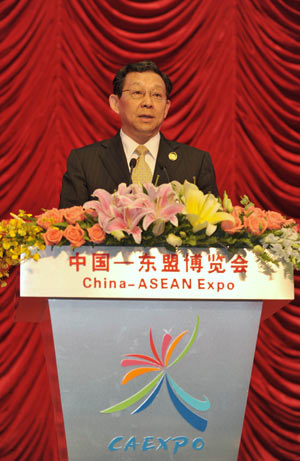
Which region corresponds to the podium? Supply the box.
[19,246,294,461]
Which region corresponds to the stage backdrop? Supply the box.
[1,0,299,459]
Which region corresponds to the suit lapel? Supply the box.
[99,133,131,187]
[153,134,181,185]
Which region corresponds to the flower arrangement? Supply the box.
[0,181,299,287]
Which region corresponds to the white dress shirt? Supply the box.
[120,129,160,176]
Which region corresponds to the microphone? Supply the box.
[129,158,137,183]
[158,161,170,183]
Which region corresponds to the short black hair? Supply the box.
[113,60,172,98]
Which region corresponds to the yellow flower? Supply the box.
[33,253,40,261]
[222,191,233,213]
[166,233,182,247]
[18,228,27,236]
[183,181,235,236]
[22,248,31,258]
[111,230,125,241]
[0,211,47,287]
[3,240,11,250]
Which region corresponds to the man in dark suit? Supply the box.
[59,61,218,208]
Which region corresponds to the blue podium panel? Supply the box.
[49,298,261,461]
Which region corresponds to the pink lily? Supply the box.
[84,188,117,230]
[84,184,149,244]
[141,183,184,236]
[105,203,148,243]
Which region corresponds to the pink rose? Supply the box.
[63,223,86,247]
[87,224,106,243]
[244,207,268,235]
[36,209,64,229]
[63,206,86,225]
[221,206,244,234]
[42,227,63,245]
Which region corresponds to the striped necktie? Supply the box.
[131,145,152,185]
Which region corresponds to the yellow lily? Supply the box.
[183,182,235,236]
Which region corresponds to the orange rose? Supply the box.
[36,209,64,229]
[63,223,86,247]
[87,224,106,243]
[84,208,98,220]
[42,227,63,245]
[221,206,244,234]
[244,207,267,235]
[63,206,86,225]
[266,211,286,230]
[267,211,295,230]
[286,218,297,227]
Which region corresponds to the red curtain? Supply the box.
[1,0,299,459]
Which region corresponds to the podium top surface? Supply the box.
[20,246,294,305]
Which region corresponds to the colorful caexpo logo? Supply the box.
[101,316,210,431]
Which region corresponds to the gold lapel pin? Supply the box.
[168,152,177,161]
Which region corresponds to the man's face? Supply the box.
[109,71,171,144]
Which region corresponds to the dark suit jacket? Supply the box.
[59,132,218,208]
